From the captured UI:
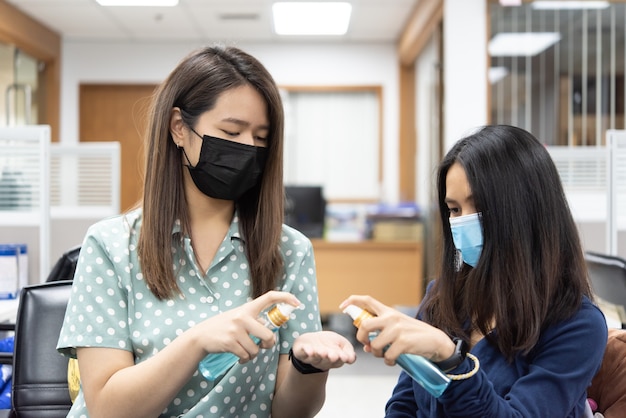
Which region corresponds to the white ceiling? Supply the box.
[5,0,419,43]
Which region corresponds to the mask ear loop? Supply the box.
[178,124,204,168]
[179,146,195,168]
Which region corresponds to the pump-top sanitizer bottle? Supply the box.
[199,302,297,381]
[343,304,450,397]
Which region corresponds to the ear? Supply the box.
[169,107,186,146]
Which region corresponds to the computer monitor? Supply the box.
[284,185,326,238]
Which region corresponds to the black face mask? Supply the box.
[182,130,268,201]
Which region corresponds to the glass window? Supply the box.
[0,44,39,126]
[489,3,625,146]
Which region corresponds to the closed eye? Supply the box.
[221,130,239,137]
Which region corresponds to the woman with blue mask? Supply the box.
[56,45,356,418]
[341,125,607,417]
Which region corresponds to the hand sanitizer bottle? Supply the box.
[199,302,297,381]
[343,304,451,397]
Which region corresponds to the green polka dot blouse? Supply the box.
[56,209,322,417]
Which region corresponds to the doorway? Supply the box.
[79,84,157,212]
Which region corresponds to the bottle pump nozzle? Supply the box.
[343,304,373,327]
[265,302,296,327]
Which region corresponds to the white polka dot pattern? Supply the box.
[56,209,322,417]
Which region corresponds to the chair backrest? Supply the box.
[588,328,626,418]
[11,280,73,418]
[45,245,80,283]
[584,251,626,309]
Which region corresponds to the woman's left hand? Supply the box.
[291,331,357,371]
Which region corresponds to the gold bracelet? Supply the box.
[446,353,479,380]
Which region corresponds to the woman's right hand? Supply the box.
[192,290,301,363]
[77,290,301,418]
[339,295,455,366]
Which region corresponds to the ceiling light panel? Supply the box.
[488,32,561,57]
[96,0,178,6]
[531,1,610,10]
[272,2,352,36]
[488,66,509,84]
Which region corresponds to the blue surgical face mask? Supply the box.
[449,212,483,268]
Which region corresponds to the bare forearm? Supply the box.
[271,358,328,418]
[81,330,205,418]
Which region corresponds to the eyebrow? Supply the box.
[444,194,474,205]
[222,117,270,131]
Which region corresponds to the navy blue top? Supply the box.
[385,286,608,417]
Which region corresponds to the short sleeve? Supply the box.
[57,225,132,358]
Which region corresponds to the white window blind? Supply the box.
[50,142,120,218]
[548,131,626,255]
[0,125,50,279]
[607,130,626,254]
[548,145,607,224]
[282,89,381,201]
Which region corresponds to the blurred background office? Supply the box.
[1,0,626,415]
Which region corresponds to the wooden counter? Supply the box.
[311,240,424,315]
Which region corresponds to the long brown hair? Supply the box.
[419,125,592,360]
[138,45,285,300]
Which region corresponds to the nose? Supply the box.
[241,132,256,146]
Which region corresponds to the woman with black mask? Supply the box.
[57,45,356,418]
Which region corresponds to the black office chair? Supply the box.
[45,245,81,283]
[4,280,73,418]
[585,251,626,310]
[0,246,80,417]
[0,245,80,370]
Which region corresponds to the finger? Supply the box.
[338,294,368,311]
[292,347,339,370]
[236,337,261,363]
[338,294,390,316]
[326,351,357,368]
[380,342,404,365]
[382,352,398,367]
[314,345,358,369]
[359,316,389,335]
[249,290,301,315]
[246,313,280,348]
[367,332,391,357]
[225,337,259,364]
[354,327,374,346]
[255,328,278,349]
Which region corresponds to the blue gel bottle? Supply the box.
[343,305,451,398]
[198,302,297,381]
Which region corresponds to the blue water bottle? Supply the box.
[198,302,297,381]
[343,304,451,397]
